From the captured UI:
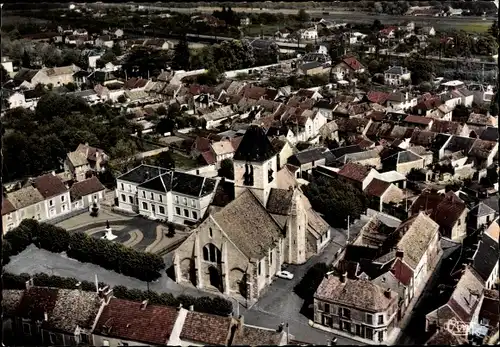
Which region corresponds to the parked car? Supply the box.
[276,271,294,280]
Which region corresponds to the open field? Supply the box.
[453,22,492,33]
[2,16,50,25]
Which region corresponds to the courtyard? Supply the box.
[54,207,189,254]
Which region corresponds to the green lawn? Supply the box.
[450,22,491,33]
[244,24,279,37]
[170,151,199,170]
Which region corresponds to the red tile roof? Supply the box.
[2,198,16,215]
[33,173,68,199]
[390,258,413,286]
[69,176,105,201]
[94,298,179,345]
[180,311,233,345]
[193,136,212,152]
[404,115,433,125]
[367,91,390,104]
[342,56,364,71]
[200,150,216,165]
[364,178,391,197]
[338,162,371,182]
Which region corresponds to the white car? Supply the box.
[276,271,294,280]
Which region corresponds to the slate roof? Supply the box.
[330,145,364,158]
[211,190,282,259]
[315,276,397,312]
[409,130,438,147]
[266,188,294,215]
[479,127,498,142]
[180,311,233,345]
[468,139,497,160]
[7,186,45,209]
[94,298,179,345]
[211,179,235,207]
[233,125,276,162]
[117,164,169,184]
[288,147,327,166]
[139,171,217,197]
[33,174,68,199]
[396,213,439,269]
[469,202,496,217]
[472,232,499,282]
[70,176,106,201]
[404,115,433,125]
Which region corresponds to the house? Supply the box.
[143,38,174,50]
[425,266,484,332]
[313,273,399,344]
[12,68,39,89]
[173,126,331,301]
[69,176,106,211]
[4,90,27,109]
[420,26,436,36]
[33,173,71,220]
[299,61,329,76]
[379,26,397,39]
[1,56,14,74]
[385,92,416,111]
[381,149,425,175]
[31,65,81,87]
[428,104,453,121]
[467,113,498,127]
[430,120,469,137]
[23,89,45,109]
[202,106,235,129]
[332,56,365,80]
[337,162,379,191]
[299,26,318,40]
[287,147,329,178]
[470,288,499,345]
[64,144,109,182]
[210,137,242,164]
[117,165,217,224]
[2,285,107,347]
[364,178,404,212]
[270,136,297,169]
[410,191,468,241]
[403,115,433,130]
[413,97,442,116]
[73,28,88,36]
[4,186,46,230]
[471,225,499,290]
[1,198,18,233]
[240,17,251,26]
[468,203,497,231]
[395,212,441,291]
[384,66,411,86]
[468,140,498,169]
[275,28,291,38]
[94,35,114,48]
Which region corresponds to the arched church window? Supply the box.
[203,243,221,263]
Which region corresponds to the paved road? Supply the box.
[365,51,498,66]
[5,220,367,345]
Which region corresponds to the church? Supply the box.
[173,125,332,305]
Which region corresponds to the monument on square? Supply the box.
[101,220,117,241]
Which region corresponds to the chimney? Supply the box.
[384,288,391,298]
[189,305,194,311]
[396,250,404,259]
[141,300,148,310]
[340,272,347,283]
[177,304,183,311]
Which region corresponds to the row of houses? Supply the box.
[3,283,291,347]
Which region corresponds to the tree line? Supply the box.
[3,272,233,317]
[4,219,165,282]
[2,93,137,182]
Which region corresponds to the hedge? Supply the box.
[3,219,165,282]
[3,272,233,317]
[294,262,330,299]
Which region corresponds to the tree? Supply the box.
[297,9,310,22]
[22,50,31,68]
[155,150,175,169]
[488,20,499,43]
[303,176,368,228]
[305,43,315,53]
[172,37,190,71]
[117,94,127,103]
[112,42,122,56]
[490,92,499,117]
[371,19,383,32]
[218,159,234,180]
[408,54,435,85]
[1,65,9,84]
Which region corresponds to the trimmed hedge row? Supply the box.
[4,219,165,282]
[3,272,233,317]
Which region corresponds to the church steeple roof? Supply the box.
[233,125,276,162]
